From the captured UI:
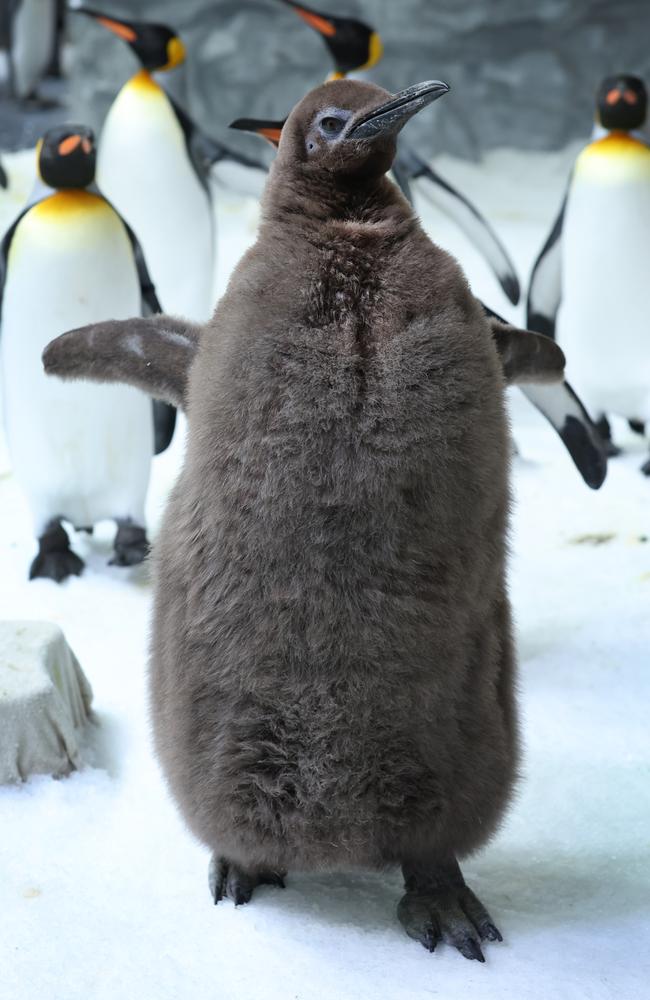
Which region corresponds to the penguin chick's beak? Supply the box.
[349,80,450,140]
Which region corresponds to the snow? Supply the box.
[1,147,649,1000]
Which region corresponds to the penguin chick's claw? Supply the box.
[397,860,501,961]
[29,520,84,583]
[110,521,149,567]
[208,854,286,906]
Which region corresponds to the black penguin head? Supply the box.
[277,0,383,76]
[596,74,647,131]
[273,78,448,180]
[37,125,96,189]
[74,7,185,72]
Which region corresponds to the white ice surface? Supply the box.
[0,148,649,1000]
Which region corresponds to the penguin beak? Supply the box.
[349,80,450,139]
[279,1,337,38]
[74,7,137,43]
[230,119,285,148]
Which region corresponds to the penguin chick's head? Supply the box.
[596,74,647,131]
[277,0,383,76]
[275,78,449,181]
[75,7,185,72]
[37,125,96,189]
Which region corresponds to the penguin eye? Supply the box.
[320,116,345,136]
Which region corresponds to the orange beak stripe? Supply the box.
[295,8,336,37]
[605,88,621,105]
[58,135,82,155]
[259,127,283,146]
[97,16,137,42]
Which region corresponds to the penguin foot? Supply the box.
[29,521,84,583]
[397,858,501,962]
[208,854,286,906]
[110,521,149,567]
[640,456,650,476]
[594,416,621,457]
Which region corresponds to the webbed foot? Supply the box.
[398,858,501,962]
[29,520,84,583]
[208,854,286,906]
[110,520,149,566]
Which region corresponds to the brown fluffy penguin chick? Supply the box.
[42,78,555,962]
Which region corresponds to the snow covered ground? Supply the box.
[1,148,649,1000]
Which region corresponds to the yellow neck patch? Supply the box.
[577,131,650,183]
[32,190,107,220]
[127,69,163,95]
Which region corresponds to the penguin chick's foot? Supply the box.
[29,520,84,583]
[208,854,286,906]
[110,520,149,567]
[397,858,502,962]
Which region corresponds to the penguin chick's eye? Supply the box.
[320,116,345,136]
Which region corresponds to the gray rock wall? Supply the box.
[67,1,650,161]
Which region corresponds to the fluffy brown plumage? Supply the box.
[43,79,550,960]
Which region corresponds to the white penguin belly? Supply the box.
[0,194,153,533]
[97,73,214,321]
[559,144,650,421]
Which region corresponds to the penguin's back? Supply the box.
[150,216,517,872]
[97,72,213,320]
[1,191,152,529]
[561,134,650,418]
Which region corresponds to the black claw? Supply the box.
[485,923,503,942]
[463,938,485,963]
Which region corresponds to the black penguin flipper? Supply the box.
[480,300,607,489]
[526,183,570,338]
[0,161,7,188]
[116,211,177,454]
[42,314,203,410]
[0,203,31,325]
[521,381,608,489]
[398,143,520,304]
[166,93,268,188]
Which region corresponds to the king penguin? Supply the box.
[0,125,156,581]
[272,0,521,304]
[528,74,650,472]
[75,8,216,322]
[43,79,577,961]
[4,0,58,103]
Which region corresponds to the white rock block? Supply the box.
[0,621,94,783]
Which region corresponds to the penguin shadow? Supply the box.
[249,846,649,941]
[467,846,650,931]
[262,868,404,937]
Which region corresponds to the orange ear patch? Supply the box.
[259,126,283,146]
[606,88,621,105]
[58,135,82,156]
[623,89,638,104]
[295,8,336,37]
[97,16,137,42]
[81,138,93,154]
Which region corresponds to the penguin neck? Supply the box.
[127,68,164,95]
[261,162,410,236]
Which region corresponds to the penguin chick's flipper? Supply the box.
[29,520,84,583]
[526,187,569,338]
[208,854,286,906]
[42,314,202,410]
[481,302,607,489]
[397,858,502,961]
[488,318,566,385]
[395,144,520,304]
[110,519,149,567]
